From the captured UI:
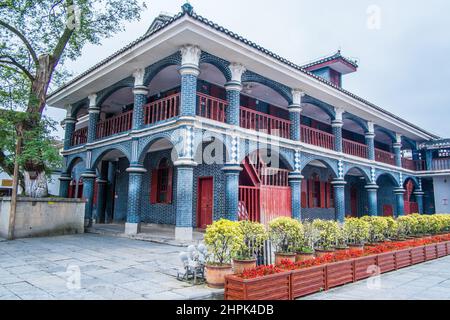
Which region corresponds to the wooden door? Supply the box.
[197,177,214,229]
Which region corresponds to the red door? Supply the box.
[350,187,358,217]
[383,205,394,217]
[198,177,214,229]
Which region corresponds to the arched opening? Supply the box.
[301,159,338,221]
[240,81,291,139]
[342,116,368,158]
[65,157,86,198]
[92,149,131,226]
[344,167,370,218]
[301,101,335,150]
[404,178,419,215]
[239,149,292,224]
[376,173,398,217]
[70,104,89,147]
[374,128,396,165]
[97,87,134,140]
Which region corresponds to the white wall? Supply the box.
[433,176,450,213]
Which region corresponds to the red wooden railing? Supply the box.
[197,93,227,122]
[96,110,133,140]
[375,148,396,166]
[343,139,368,159]
[71,127,87,146]
[240,107,291,139]
[144,93,180,125]
[239,186,260,222]
[301,125,335,150]
[260,167,289,186]
[432,158,450,171]
[402,158,425,171]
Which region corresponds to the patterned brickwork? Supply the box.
[127,171,144,224]
[332,125,343,152]
[64,120,75,150]
[289,179,302,220]
[112,158,130,222]
[393,145,402,167]
[180,74,197,117]
[289,111,301,141]
[366,187,378,216]
[333,181,346,223]
[87,112,100,143]
[300,152,339,178]
[395,192,405,217]
[200,52,232,82]
[176,166,195,227]
[226,89,240,126]
[82,174,96,221]
[132,93,148,130]
[224,170,240,221]
[366,135,375,161]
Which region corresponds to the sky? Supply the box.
[44,0,450,139]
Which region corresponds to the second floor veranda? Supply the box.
[65,60,426,171]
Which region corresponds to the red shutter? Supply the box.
[166,166,173,204]
[301,180,307,208]
[150,169,158,204]
[308,179,314,208]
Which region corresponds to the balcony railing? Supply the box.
[402,158,425,171]
[343,139,368,159]
[96,110,133,140]
[197,93,227,123]
[71,127,87,147]
[375,148,396,166]
[432,158,450,171]
[143,93,180,125]
[240,107,291,139]
[301,125,335,150]
[260,168,290,187]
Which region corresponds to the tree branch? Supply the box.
[51,0,75,64]
[0,56,35,81]
[0,20,39,66]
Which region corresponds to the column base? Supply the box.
[175,227,193,242]
[125,223,141,235]
[84,219,93,228]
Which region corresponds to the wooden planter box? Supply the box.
[225,240,450,301]
[354,256,377,281]
[377,252,396,273]
[394,249,412,270]
[326,260,354,289]
[425,245,438,261]
[437,243,447,258]
[290,265,326,299]
[411,247,426,264]
[225,272,291,300]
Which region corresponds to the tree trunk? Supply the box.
[24,171,48,198]
[21,54,55,198]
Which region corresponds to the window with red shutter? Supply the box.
[151,158,174,204]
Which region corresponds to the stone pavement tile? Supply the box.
[5,281,54,300]
[117,280,167,295]
[17,271,54,282]
[92,271,140,284]
[52,289,107,300]
[0,274,24,285]
[87,284,144,300]
[0,259,28,268]
[6,265,41,275]
[27,275,72,294]
[171,286,222,300]
[437,280,450,288]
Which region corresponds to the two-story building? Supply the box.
[47,4,450,241]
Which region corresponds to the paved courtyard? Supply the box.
[302,255,450,300]
[0,234,222,300]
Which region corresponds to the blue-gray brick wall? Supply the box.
[180,74,197,117]
[344,176,368,217]
[133,93,147,129]
[113,158,129,222]
[377,175,396,216]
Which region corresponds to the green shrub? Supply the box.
[268,217,303,254]
[312,219,341,250]
[343,218,370,245]
[235,221,268,260]
[204,219,243,265]
[361,216,388,243]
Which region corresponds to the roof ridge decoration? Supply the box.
[47,3,439,139]
[301,50,359,70]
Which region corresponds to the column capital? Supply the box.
[332,120,343,128]
[96,179,108,184]
[81,171,97,179]
[126,166,147,174]
[331,179,347,187]
[334,107,345,121]
[367,121,375,135]
[365,183,379,191]
[413,191,425,196]
[291,89,305,106]
[393,187,406,195]
[395,133,402,144]
[59,175,72,182]
[222,165,243,174]
[133,68,145,87]
[88,94,98,108]
[365,132,376,139]
[225,82,243,92]
[228,63,246,83]
[393,142,402,149]
[173,159,198,168]
[63,116,77,124]
[133,86,149,96]
[288,172,304,182]
[180,45,201,76]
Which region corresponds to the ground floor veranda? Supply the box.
[59,130,434,241]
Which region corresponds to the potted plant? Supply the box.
[361,216,388,244]
[397,216,414,239]
[343,218,369,250]
[383,217,398,240]
[312,219,340,257]
[204,219,242,288]
[334,224,349,252]
[294,221,318,262]
[233,221,268,274]
[268,217,303,265]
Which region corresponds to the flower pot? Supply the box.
[315,249,335,258]
[348,244,364,251]
[232,259,257,275]
[334,247,350,253]
[205,264,233,289]
[295,252,315,262]
[274,252,296,265]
